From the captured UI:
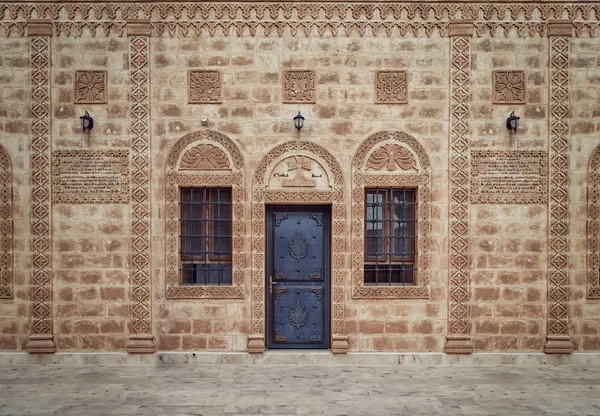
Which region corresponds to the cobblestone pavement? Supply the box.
[0,364,599,415]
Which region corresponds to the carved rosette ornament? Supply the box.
[283,70,315,103]
[446,20,473,354]
[352,132,431,300]
[126,20,155,354]
[74,70,107,104]
[0,146,12,299]
[26,20,55,354]
[492,71,526,104]
[375,71,408,104]
[250,141,347,354]
[188,70,221,104]
[545,21,573,354]
[180,144,230,170]
[367,144,417,171]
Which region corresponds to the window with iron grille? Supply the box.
[364,187,417,286]
[180,187,232,285]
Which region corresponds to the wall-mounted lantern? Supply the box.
[506,111,520,133]
[293,111,305,132]
[80,111,94,132]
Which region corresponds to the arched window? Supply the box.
[351,132,431,299]
[0,145,12,299]
[165,130,244,299]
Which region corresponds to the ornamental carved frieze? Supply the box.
[366,143,417,171]
[74,70,107,104]
[587,145,600,299]
[375,71,408,104]
[283,70,315,103]
[180,144,230,170]
[0,145,12,299]
[188,70,221,104]
[492,70,525,104]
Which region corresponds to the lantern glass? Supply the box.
[293,111,305,131]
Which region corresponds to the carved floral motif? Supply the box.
[588,146,600,299]
[493,70,525,104]
[0,146,12,299]
[180,144,230,170]
[74,70,107,103]
[188,70,221,104]
[375,71,408,104]
[283,70,315,103]
[367,144,417,171]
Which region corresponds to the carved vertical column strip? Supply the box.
[0,146,13,299]
[445,20,473,354]
[545,20,574,354]
[126,20,155,354]
[25,20,55,354]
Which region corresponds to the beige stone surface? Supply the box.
[0,2,598,354]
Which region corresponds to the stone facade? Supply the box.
[0,1,599,354]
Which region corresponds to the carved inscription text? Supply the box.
[471,150,548,204]
[52,150,130,204]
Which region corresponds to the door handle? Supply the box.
[269,276,277,294]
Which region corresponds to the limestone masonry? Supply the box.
[0,0,600,356]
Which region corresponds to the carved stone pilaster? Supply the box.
[445,20,473,355]
[26,20,55,354]
[126,20,155,354]
[0,146,12,299]
[545,22,573,355]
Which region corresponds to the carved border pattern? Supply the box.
[0,146,12,299]
[165,130,244,299]
[446,33,473,353]
[351,131,431,299]
[587,145,600,299]
[27,34,55,351]
[251,141,346,352]
[546,34,573,350]
[128,34,153,351]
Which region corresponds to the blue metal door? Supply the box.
[266,206,330,349]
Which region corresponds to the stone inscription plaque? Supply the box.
[52,150,130,204]
[471,150,548,204]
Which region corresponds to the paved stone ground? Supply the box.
[0,364,599,415]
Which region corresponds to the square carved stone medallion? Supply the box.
[188,70,221,104]
[493,70,526,104]
[283,70,316,103]
[375,71,408,104]
[74,70,107,104]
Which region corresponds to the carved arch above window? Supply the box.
[0,145,13,299]
[165,130,244,299]
[352,131,431,299]
[587,144,600,299]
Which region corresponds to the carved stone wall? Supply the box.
[165,130,245,299]
[250,141,347,353]
[0,146,12,299]
[351,131,431,299]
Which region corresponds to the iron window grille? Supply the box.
[179,187,232,285]
[364,187,417,286]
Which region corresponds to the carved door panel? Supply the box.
[267,206,330,349]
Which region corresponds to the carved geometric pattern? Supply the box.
[252,141,345,340]
[29,35,53,335]
[0,145,12,298]
[129,35,152,337]
[74,70,107,104]
[188,70,221,104]
[588,145,600,299]
[492,70,525,104]
[367,143,417,171]
[375,71,408,104]
[548,36,571,333]
[166,130,244,299]
[448,35,471,338]
[283,70,315,103]
[352,132,431,299]
[180,144,230,170]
